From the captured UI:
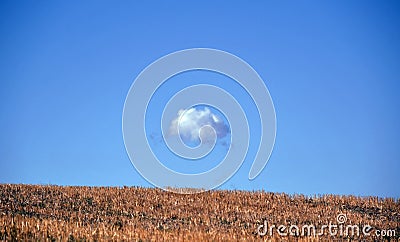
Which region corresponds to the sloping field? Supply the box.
[0,184,399,241]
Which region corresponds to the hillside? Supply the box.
[0,184,399,241]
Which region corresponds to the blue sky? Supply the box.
[0,1,399,197]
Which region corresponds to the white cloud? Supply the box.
[169,107,229,143]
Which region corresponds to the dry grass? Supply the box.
[0,184,399,241]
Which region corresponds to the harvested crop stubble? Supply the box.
[0,184,399,241]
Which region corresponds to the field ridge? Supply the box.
[0,184,399,241]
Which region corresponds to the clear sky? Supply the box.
[1,1,399,198]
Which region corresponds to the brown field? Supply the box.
[0,184,399,241]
